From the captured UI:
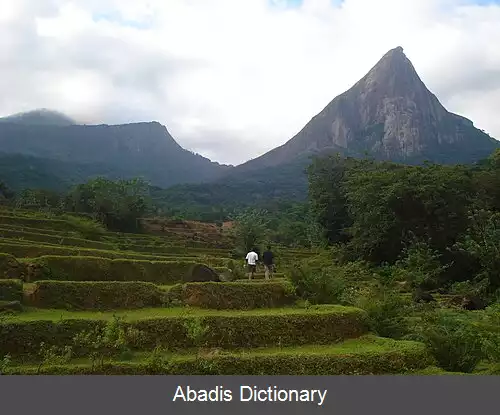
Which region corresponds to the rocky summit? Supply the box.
[235,46,499,171]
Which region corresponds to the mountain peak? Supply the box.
[233,47,498,171]
[387,45,404,55]
[359,46,421,94]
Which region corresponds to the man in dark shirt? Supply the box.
[262,245,274,280]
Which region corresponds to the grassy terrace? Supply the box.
[5,336,432,375]
[1,304,357,322]
[0,206,444,375]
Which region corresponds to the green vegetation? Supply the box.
[0,279,23,302]
[25,255,207,284]
[5,336,431,375]
[0,306,368,358]
[4,149,500,375]
[28,280,164,310]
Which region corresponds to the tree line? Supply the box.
[307,149,500,297]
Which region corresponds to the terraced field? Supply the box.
[0,207,439,375]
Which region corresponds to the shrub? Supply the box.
[183,318,209,346]
[72,316,145,368]
[61,215,107,240]
[144,346,171,372]
[353,286,412,339]
[0,279,23,302]
[28,281,164,310]
[0,354,11,375]
[288,263,347,305]
[450,279,488,298]
[391,240,448,290]
[410,310,485,373]
[26,256,211,284]
[36,342,73,374]
[223,259,245,281]
[166,281,297,310]
[0,306,368,357]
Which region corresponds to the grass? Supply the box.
[5,335,430,375]
[0,304,357,322]
[0,240,229,262]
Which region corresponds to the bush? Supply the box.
[223,259,245,281]
[0,279,23,302]
[28,281,164,310]
[288,258,374,305]
[0,306,368,357]
[26,256,213,284]
[353,287,412,339]
[410,311,485,373]
[72,316,145,368]
[391,240,448,290]
[289,264,347,304]
[61,215,107,240]
[165,281,297,310]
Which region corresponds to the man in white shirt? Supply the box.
[245,249,259,280]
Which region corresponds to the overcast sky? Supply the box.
[1,0,500,165]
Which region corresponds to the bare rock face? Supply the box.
[235,46,498,171]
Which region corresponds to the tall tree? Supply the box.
[65,177,151,232]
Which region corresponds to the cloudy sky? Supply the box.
[1,0,500,165]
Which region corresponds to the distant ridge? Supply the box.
[0,115,232,190]
[0,109,77,126]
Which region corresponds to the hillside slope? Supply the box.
[0,118,231,189]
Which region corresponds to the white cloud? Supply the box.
[0,0,499,164]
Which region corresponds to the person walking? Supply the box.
[262,245,274,280]
[245,248,258,280]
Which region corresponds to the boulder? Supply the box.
[184,264,220,282]
[413,289,436,303]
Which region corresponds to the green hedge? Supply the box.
[7,343,432,375]
[0,279,23,301]
[0,306,368,356]
[26,256,214,284]
[166,281,297,309]
[27,281,164,310]
[24,279,295,310]
[0,228,114,250]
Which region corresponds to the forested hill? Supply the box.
[0,113,231,190]
[151,154,312,221]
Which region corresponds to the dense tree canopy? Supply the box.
[65,177,151,232]
[306,149,500,291]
